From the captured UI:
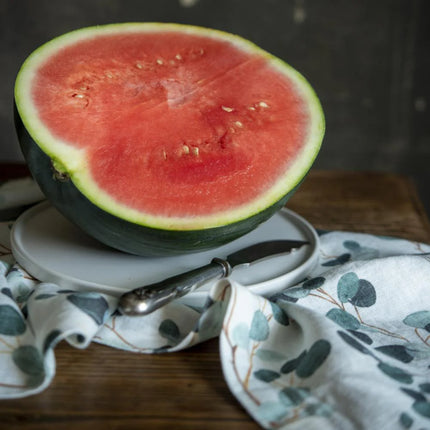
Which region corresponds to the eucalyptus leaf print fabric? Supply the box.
[218,233,430,429]
[1,215,430,429]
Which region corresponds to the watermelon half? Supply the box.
[14,23,324,256]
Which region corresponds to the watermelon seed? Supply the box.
[156,59,164,65]
[175,54,183,60]
[71,93,89,107]
[222,106,234,113]
[135,63,143,69]
[162,150,167,160]
[106,72,113,79]
[192,147,199,156]
[235,121,243,128]
[258,101,269,108]
[182,145,190,154]
[248,106,256,111]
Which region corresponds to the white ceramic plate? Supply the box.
[11,201,319,307]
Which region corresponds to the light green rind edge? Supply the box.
[14,22,325,231]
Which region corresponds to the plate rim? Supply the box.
[11,200,320,299]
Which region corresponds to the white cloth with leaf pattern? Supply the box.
[0,219,430,429]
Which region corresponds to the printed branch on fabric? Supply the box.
[222,287,332,427]
[223,287,262,406]
[283,270,411,343]
[96,315,155,353]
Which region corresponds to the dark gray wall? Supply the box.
[1,0,429,212]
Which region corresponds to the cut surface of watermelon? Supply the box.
[15,23,324,255]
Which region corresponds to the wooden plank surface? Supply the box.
[288,171,430,242]
[1,168,430,429]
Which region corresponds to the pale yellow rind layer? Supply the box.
[15,23,325,231]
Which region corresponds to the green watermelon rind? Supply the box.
[14,23,324,255]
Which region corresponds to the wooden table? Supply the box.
[1,166,430,429]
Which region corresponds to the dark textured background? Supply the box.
[1,0,429,212]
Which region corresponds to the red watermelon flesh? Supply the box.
[31,31,308,217]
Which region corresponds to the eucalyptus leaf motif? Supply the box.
[342,240,361,251]
[295,340,331,378]
[322,253,351,267]
[305,403,333,418]
[255,348,286,362]
[349,279,376,307]
[75,334,86,344]
[35,293,56,300]
[403,311,430,330]
[302,277,325,290]
[419,383,430,393]
[377,362,413,384]
[375,345,414,363]
[6,270,33,303]
[269,302,289,326]
[343,240,379,259]
[347,330,373,345]
[255,402,288,423]
[271,293,298,303]
[326,308,360,330]
[253,369,281,382]
[231,322,250,349]
[0,304,26,335]
[412,401,430,418]
[249,310,269,341]
[67,293,109,325]
[356,247,379,260]
[159,319,180,344]
[401,388,426,402]
[281,286,310,299]
[280,350,307,374]
[43,329,62,353]
[337,272,360,303]
[337,330,373,356]
[12,345,44,376]
[1,287,13,299]
[279,386,310,406]
[399,412,414,428]
[197,300,226,340]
